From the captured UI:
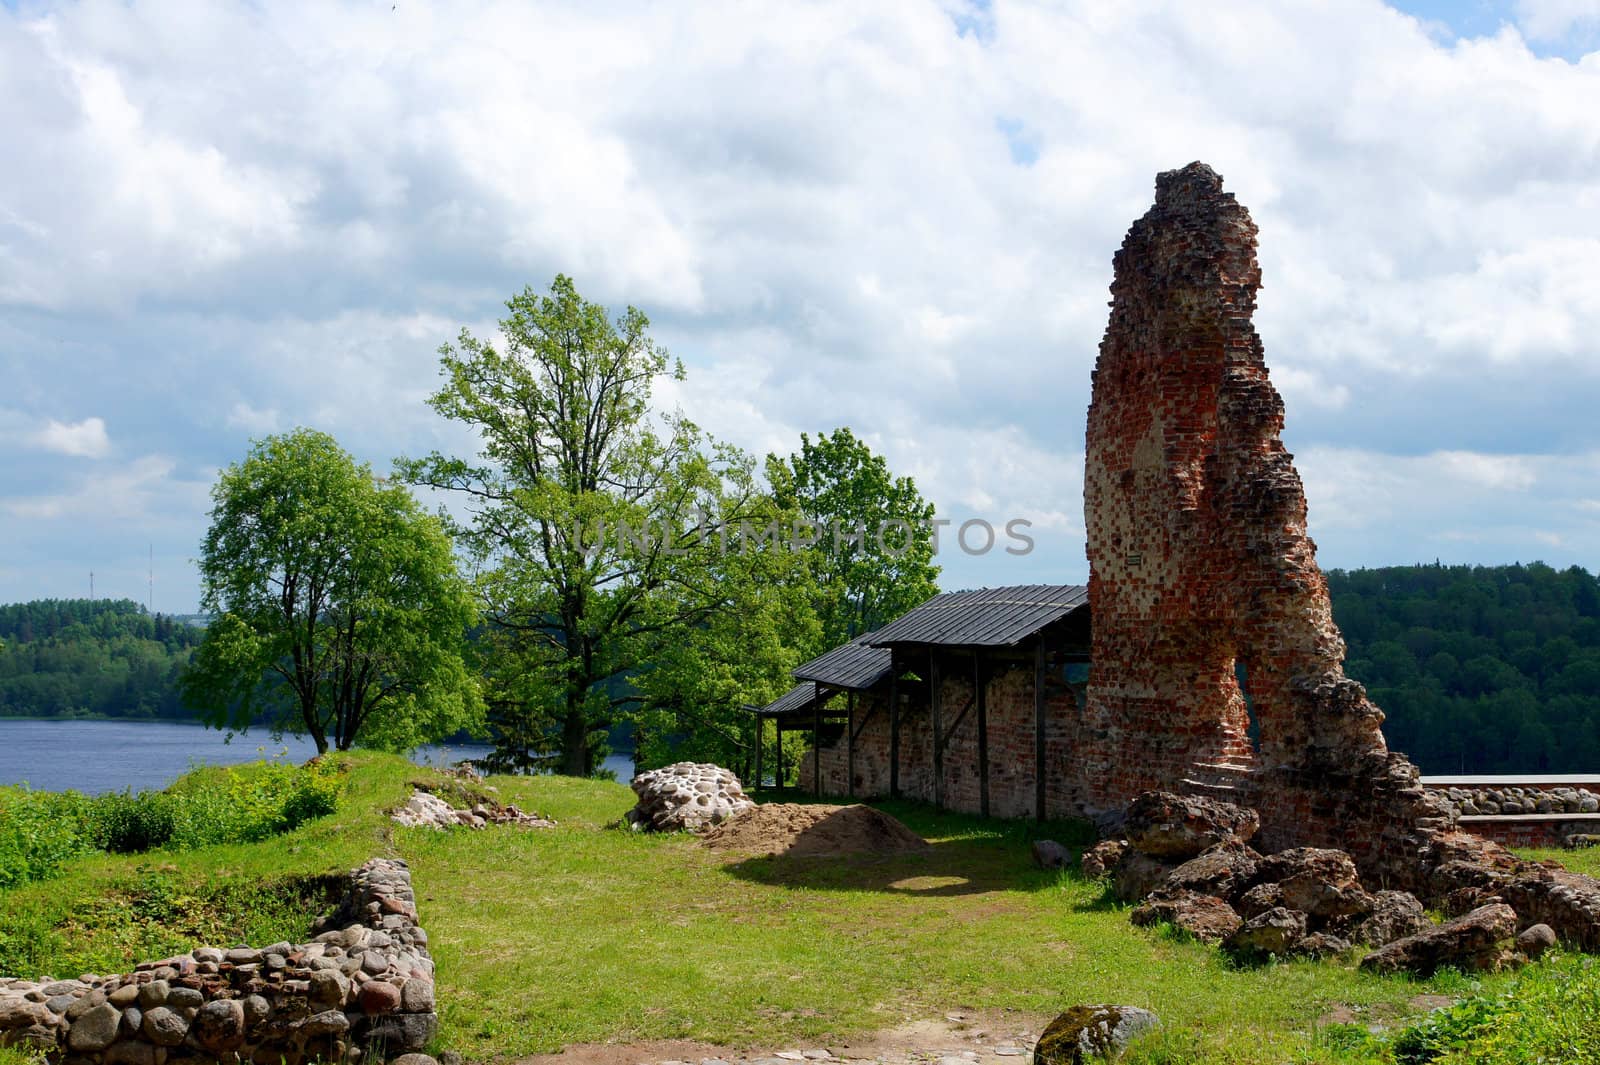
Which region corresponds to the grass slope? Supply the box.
[3,754,1590,1064]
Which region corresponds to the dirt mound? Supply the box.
[701,802,930,858]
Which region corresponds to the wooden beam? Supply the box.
[976,650,989,819]
[776,724,783,790]
[813,688,823,795]
[889,669,901,799]
[755,715,764,792]
[1034,641,1047,822]
[846,690,856,798]
[931,650,943,811]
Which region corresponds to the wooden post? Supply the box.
[776,725,783,789]
[755,715,764,791]
[976,650,989,818]
[846,690,856,798]
[931,650,943,810]
[812,689,823,795]
[1034,641,1047,821]
[889,669,900,799]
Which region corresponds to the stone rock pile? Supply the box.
[391,789,555,831]
[0,858,437,1063]
[1081,786,1580,972]
[625,763,755,832]
[1433,784,1600,816]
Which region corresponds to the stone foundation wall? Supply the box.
[0,858,436,1064]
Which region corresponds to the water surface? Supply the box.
[0,719,634,794]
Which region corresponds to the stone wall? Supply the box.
[0,858,436,1064]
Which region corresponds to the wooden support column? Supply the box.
[975,650,989,818]
[755,716,764,791]
[931,650,943,810]
[776,725,783,790]
[812,691,823,795]
[1034,641,1047,821]
[846,690,856,799]
[889,669,901,799]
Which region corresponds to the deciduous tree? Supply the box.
[182,429,481,753]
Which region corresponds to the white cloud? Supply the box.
[1,454,205,521]
[224,402,281,435]
[1517,0,1600,41]
[0,0,1598,606]
[30,415,111,458]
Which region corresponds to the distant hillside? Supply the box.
[0,599,205,720]
[1329,563,1600,775]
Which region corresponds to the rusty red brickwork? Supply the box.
[1082,162,1450,882]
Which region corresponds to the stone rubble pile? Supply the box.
[1433,784,1600,816]
[626,763,755,832]
[391,789,555,831]
[1084,790,1595,975]
[0,858,437,1063]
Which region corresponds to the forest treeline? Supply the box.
[4,564,1600,775]
[0,599,204,719]
[1330,562,1600,775]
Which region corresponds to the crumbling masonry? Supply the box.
[1080,162,1453,885]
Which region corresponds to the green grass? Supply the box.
[0,756,1587,1064]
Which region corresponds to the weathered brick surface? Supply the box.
[1076,162,1462,888]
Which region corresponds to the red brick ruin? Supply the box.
[789,164,1600,938]
[1081,161,1450,884]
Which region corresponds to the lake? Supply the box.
[0,719,636,794]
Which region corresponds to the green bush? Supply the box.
[88,789,177,853]
[0,759,345,889]
[0,786,93,889]
[1390,953,1600,1064]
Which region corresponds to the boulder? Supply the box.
[1359,903,1520,977]
[1162,840,1260,901]
[1111,850,1178,903]
[1296,932,1353,958]
[1516,923,1557,960]
[1255,848,1367,918]
[1035,1005,1159,1064]
[1223,907,1307,958]
[192,998,246,1053]
[1122,792,1258,859]
[625,763,756,832]
[1234,882,1283,919]
[1032,840,1071,870]
[1080,840,1126,880]
[64,1003,120,1052]
[1130,890,1242,943]
[1339,890,1429,948]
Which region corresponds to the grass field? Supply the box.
[1,753,1595,1064]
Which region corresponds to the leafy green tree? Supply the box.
[400,275,781,776]
[629,492,822,777]
[767,427,940,646]
[182,429,481,753]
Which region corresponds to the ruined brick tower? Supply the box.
[1083,163,1450,880]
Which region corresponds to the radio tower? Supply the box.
[89,570,95,600]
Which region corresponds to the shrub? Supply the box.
[0,759,346,889]
[1390,952,1600,1064]
[87,790,177,853]
[0,786,93,889]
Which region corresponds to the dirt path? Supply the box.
[510,1009,1053,1065]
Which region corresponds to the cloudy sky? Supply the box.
[2,0,1598,612]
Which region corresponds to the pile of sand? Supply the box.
[701,802,930,858]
